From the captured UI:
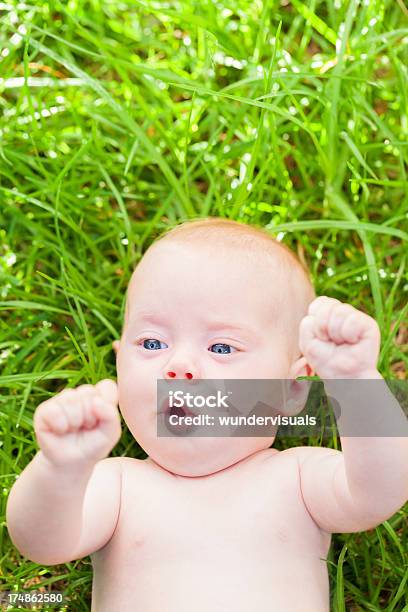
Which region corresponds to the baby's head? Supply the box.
[113,218,316,476]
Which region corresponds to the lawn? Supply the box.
[0,0,407,610]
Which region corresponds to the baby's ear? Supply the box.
[289,356,314,379]
[282,356,313,416]
[112,340,120,354]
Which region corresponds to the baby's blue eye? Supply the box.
[209,343,235,354]
[142,339,168,350]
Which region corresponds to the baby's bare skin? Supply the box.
[6,224,408,612]
[91,449,332,612]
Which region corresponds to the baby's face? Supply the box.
[115,240,296,476]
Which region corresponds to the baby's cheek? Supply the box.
[117,352,156,403]
[117,380,155,440]
[118,348,152,378]
[224,356,281,379]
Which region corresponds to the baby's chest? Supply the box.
[114,459,313,559]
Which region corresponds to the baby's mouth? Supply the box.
[160,397,196,418]
[160,398,197,435]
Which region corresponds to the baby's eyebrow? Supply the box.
[205,321,252,335]
[131,312,165,325]
[129,312,255,337]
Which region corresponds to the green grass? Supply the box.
[1,0,407,610]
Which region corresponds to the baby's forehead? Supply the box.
[127,239,290,298]
[124,240,304,324]
[135,237,289,276]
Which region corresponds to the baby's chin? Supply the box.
[144,436,275,477]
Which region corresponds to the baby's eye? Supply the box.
[141,338,168,350]
[208,343,237,355]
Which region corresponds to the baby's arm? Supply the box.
[6,380,122,565]
[294,297,408,533]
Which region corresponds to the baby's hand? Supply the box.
[299,296,381,378]
[33,379,122,468]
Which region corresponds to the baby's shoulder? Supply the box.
[97,456,146,486]
[272,445,342,466]
[116,456,145,465]
[258,445,341,468]
[116,455,158,482]
[115,455,147,473]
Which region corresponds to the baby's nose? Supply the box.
[166,370,194,380]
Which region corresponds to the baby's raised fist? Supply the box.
[299,296,381,379]
[34,379,122,468]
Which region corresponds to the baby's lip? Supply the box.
[159,397,198,436]
[160,397,196,418]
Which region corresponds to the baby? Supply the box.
[6,218,408,611]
